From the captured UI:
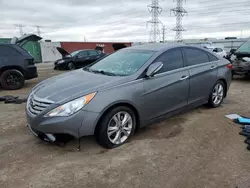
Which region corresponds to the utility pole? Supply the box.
[162,25,167,43]
[171,0,187,42]
[147,0,162,43]
[15,24,25,36]
[35,25,41,36]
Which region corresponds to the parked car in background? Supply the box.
[26,44,232,149]
[0,34,40,90]
[226,40,250,77]
[204,46,227,58]
[54,47,106,70]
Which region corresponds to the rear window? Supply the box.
[207,52,219,62]
[0,45,21,56]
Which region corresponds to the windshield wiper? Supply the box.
[90,69,117,76]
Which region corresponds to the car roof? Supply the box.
[127,43,187,52]
[0,43,14,46]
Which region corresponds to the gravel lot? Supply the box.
[0,63,250,188]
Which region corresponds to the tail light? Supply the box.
[226,63,232,70]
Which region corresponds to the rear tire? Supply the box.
[67,62,75,70]
[95,106,136,149]
[0,69,25,90]
[208,80,225,108]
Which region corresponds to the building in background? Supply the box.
[0,38,132,63]
[60,42,132,54]
[40,41,62,63]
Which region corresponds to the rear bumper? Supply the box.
[25,65,38,80]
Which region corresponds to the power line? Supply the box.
[171,0,188,42]
[147,0,162,43]
[34,25,41,36]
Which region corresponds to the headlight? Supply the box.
[58,60,65,64]
[45,92,97,117]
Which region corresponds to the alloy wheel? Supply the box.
[68,62,75,70]
[4,73,22,87]
[212,83,224,105]
[107,111,133,145]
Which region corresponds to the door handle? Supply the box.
[210,65,217,69]
[180,75,189,81]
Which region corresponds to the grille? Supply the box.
[28,95,54,116]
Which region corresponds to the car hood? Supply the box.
[32,70,126,104]
[56,47,71,57]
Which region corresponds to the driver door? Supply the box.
[75,51,90,67]
[142,48,189,120]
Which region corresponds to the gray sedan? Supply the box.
[26,44,232,148]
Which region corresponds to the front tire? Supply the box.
[96,106,136,149]
[67,62,75,70]
[0,69,25,90]
[208,80,225,108]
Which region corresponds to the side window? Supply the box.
[89,50,98,56]
[155,48,184,73]
[184,48,209,66]
[0,45,20,56]
[207,52,219,62]
[217,48,223,52]
[78,51,88,58]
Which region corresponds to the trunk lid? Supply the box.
[11,34,42,47]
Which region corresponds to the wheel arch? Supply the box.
[217,78,227,98]
[67,61,75,69]
[94,101,141,136]
[0,66,25,77]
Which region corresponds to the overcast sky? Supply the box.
[0,0,250,42]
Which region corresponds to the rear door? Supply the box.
[183,47,218,104]
[88,50,101,63]
[143,48,190,120]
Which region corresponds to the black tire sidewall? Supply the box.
[96,106,136,149]
[0,69,25,90]
[67,62,75,70]
[208,81,225,108]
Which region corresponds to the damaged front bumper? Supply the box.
[28,124,56,142]
[26,107,100,143]
[231,55,250,76]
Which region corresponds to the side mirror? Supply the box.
[213,49,217,52]
[230,49,236,54]
[146,62,163,77]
